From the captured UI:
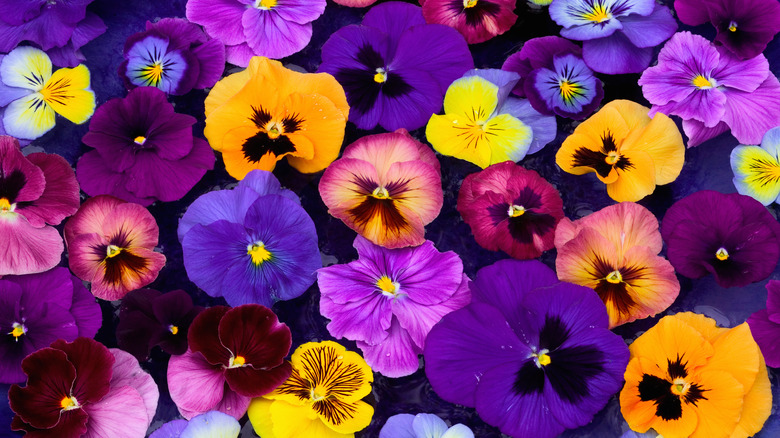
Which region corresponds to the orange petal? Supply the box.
[730,352,772,438]
[621,110,684,186]
[283,92,346,174]
[628,314,715,373]
[688,369,744,438]
[606,149,657,202]
[619,245,679,326]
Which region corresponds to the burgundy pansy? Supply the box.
[117,288,203,362]
[168,304,292,419]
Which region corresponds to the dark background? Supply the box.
[1,0,779,436]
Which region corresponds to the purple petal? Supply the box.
[274,0,325,24]
[378,69,442,131]
[178,186,261,240]
[673,0,711,25]
[182,221,252,301]
[320,294,391,344]
[618,5,676,48]
[68,275,102,338]
[498,98,557,153]
[748,310,780,367]
[681,119,730,147]
[652,88,726,127]
[149,419,188,438]
[358,317,420,377]
[75,151,156,206]
[69,12,107,51]
[224,43,255,68]
[714,0,780,59]
[168,350,226,418]
[191,38,226,89]
[723,75,780,145]
[19,152,80,227]
[185,0,247,46]
[714,51,769,93]
[767,280,780,320]
[241,9,311,59]
[582,33,653,74]
[82,385,149,438]
[362,1,425,55]
[379,414,417,438]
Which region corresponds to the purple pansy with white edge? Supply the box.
[317,236,471,378]
[639,31,780,147]
[185,0,325,67]
[549,0,677,74]
[119,18,226,95]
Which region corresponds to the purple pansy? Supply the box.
[0,0,106,67]
[675,0,780,60]
[119,18,226,95]
[318,1,473,131]
[639,31,780,147]
[549,0,677,74]
[185,0,325,67]
[179,170,320,307]
[150,411,240,438]
[0,267,101,384]
[502,36,604,120]
[116,289,204,362]
[424,259,629,438]
[379,413,474,438]
[661,190,780,288]
[317,236,471,378]
[77,86,215,206]
[747,280,780,368]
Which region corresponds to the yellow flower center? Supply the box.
[169,325,179,335]
[532,349,551,367]
[716,247,729,261]
[266,124,281,139]
[558,80,581,102]
[255,0,277,8]
[463,0,478,7]
[372,187,390,199]
[310,385,328,401]
[606,270,623,284]
[671,378,691,396]
[728,21,738,32]
[60,396,79,411]
[247,242,272,266]
[583,4,611,22]
[229,355,246,368]
[142,63,164,85]
[0,197,13,213]
[507,205,526,217]
[373,68,387,83]
[106,245,122,258]
[692,75,714,89]
[605,151,620,165]
[376,275,399,297]
[10,322,26,340]
[133,136,147,145]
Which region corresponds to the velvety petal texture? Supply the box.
[420,0,517,44]
[748,281,780,368]
[169,305,292,419]
[457,161,564,259]
[424,259,629,438]
[65,195,166,300]
[78,86,215,206]
[318,236,470,377]
[661,190,780,288]
[319,2,473,131]
[555,202,679,328]
[319,130,443,249]
[621,313,771,438]
[556,100,685,202]
[179,170,320,306]
[186,0,324,65]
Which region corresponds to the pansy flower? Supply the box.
[0,267,101,384]
[620,312,771,438]
[204,57,348,179]
[319,130,443,249]
[318,1,473,131]
[747,280,780,368]
[318,236,470,377]
[169,305,292,419]
[0,135,79,276]
[0,0,106,67]
[119,18,226,95]
[150,411,240,438]
[333,0,378,5]
[247,341,373,437]
[502,36,604,120]
[186,0,325,66]
[549,0,677,74]
[555,202,680,328]
[419,0,518,44]
[731,127,780,205]
[426,69,557,167]
[65,195,167,301]
[457,161,564,259]
[77,86,215,206]
[380,413,474,438]
[9,337,159,438]
[639,32,780,147]
[116,289,203,362]
[674,0,780,59]
[424,259,629,438]
[179,170,320,307]
[556,99,685,202]
[0,46,95,140]
[661,190,780,288]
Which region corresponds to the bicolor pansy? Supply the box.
[731,126,780,205]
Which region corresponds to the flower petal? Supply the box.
[168,349,226,418]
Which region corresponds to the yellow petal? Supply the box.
[0,46,51,90]
[288,341,373,403]
[730,145,780,205]
[204,61,260,117]
[606,149,657,202]
[606,99,651,133]
[442,76,498,120]
[621,110,684,185]
[555,133,618,182]
[426,113,492,169]
[669,312,726,342]
[3,92,55,139]
[706,323,759,394]
[315,399,373,435]
[688,370,744,438]
[269,399,352,438]
[283,92,346,174]
[42,64,95,124]
[248,398,279,438]
[729,353,772,438]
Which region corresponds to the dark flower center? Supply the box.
[347,175,411,235]
[638,355,708,420]
[487,187,557,244]
[0,169,27,205]
[571,130,633,178]
[333,45,413,116]
[241,106,302,163]
[449,0,501,26]
[91,231,148,286]
[589,255,648,319]
[512,315,606,403]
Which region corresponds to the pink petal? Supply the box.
[64,195,126,245]
[723,75,780,145]
[82,386,149,438]
[101,202,160,249]
[0,215,63,276]
[0,135,45,203]
[18,152,79,227]
[168,349,226,419]
[108,349,159,423]
[225,43,255,68]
